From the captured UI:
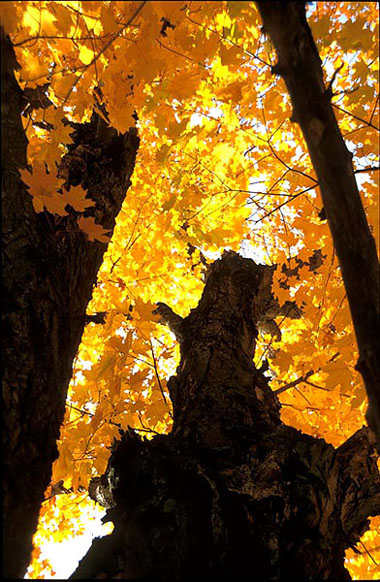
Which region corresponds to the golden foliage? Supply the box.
[2,1,378,578]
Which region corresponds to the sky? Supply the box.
[25,505,110,579]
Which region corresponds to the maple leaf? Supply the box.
[77,216,112,243]
[134,297,162,323]
[20,163,67,215]
[18,54,50,88]
[62,185,95,213]
[0,1,19,34]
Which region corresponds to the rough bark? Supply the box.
[71,252,380,580]
[255,2,380,450]
[2,29,139,578]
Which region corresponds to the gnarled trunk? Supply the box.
[72,252,379,580]
[2,28,139,578]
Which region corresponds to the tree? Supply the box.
[2,27,139,579]
[70,250,379,580]
[256,0,380,457]
[1,2,379,579]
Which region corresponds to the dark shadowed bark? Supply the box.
[2,28,139,578]
[71,252,380,580]
[255,1,380,450]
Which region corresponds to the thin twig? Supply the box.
[332,103,380,131]
[66,403,94,416]
[149,339,169,407]
[14,33,115,47]
[274,353,340,395]
[274,370,315,395]
[358,540,378,566]
[251,185,316,224]
[354,166,380,174]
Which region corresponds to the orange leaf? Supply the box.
[20,163,66,215]
[77,216,112,243]
[62,185,95,213]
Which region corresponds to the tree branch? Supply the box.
[274,369,315,395]
[84,311,107,325]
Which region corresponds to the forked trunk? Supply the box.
[72,252,379,580]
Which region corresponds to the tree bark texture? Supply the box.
[255,2,380,450]
[2,29,139,578]
[71,252,380,580]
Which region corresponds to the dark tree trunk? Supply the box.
[2,29,139,578]
[255,1,380,451]
[71,252,380,580]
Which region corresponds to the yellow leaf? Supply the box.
[134,297,161,322]
[220,43,241,66]
[100,4,121,34]
[156,144,171,164]
[0,2,20,34]
[78,45,94,65]
[62,185,95,213]
[162,194,176,212]
[19,54,50,87]
[20,163,67,215]
[47,3,73,35]
[77,216,112,243]
[324,360,353,392]
[128,369,150,391]
[226,1,249,18]
[108,100,136,133]
[22,5,43,36]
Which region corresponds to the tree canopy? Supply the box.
[1,1,379,578]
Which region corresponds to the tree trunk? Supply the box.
[255,1,380,451]
[2,29,139,578]
[71,252,380,580]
